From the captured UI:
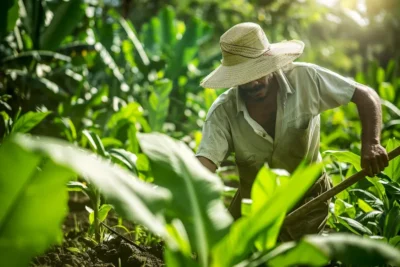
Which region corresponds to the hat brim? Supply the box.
[200,40,304,89]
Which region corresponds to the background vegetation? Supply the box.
[1,0,400,266]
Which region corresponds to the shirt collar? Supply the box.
[235,69,294,115]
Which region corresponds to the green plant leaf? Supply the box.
[211,162,323,267]
[356,210,382,225]
[385,138,400,182]
[337,216,373,235]
[389,236,400,249]
[251,167,290,250]
[266,239,328,267]
[0,0,18,39]
[165,16,212,80]
[138,133,233,267]
[159,6,177,49]
[5,70,69,98]
[11,111,51,134]
[383,206,400,239]
[40,0,86,50]
[379,82,395,102]
[324,150,361,171]
[89,204,113,225]
[2,51,71,69]
[118,14,150,66]
[107,102,144,133]
[147,79,173,132]
[334,199,356,218]
[94,42,129,93]
[306,234,400,266]
[257,233,400,267]
[11,134,172,239]
[0,140,74,266]
[350,188,384,211]
[109,148,138,175]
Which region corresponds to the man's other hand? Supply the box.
[361,143,389,177]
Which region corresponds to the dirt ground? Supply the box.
[31,192,164,267]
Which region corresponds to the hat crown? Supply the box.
[220,23,270,57]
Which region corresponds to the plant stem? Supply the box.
[94,189,101,242]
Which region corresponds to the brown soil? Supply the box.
[31,192,164,267]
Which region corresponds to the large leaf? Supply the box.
[165,17,212,80]
[337,216,373,235]
[159,6,177,49]
[251,167,290,250]
[255,233,400,267]
[383,206,400,239]
[5,69,69,98]
[307,234,400,266]
[40,0,86,50]
[324,150,361,171]
[11,111,51,134]
[334,199,356,218]
[0,0,18,39]
[138,133,233,267]
[118,13,150,66]
[211,162,323,267]
[12,134,172,238]
[0,140,74,266]
[2,51,71,69]
[385,138,400,182]
[350,188,384,211]
[356,210,383,225]
[94,42,129,93]
[265,239,328,267]
[147,79,173,132]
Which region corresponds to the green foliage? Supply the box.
[138,133,232,267]
[146,79,173,132]
[0,0,18,39]
[0,139,74,266]
[11,134,172,238]
[1,0,400,266]
[252,234,400,267]
[40,0,86,50]
[386,138,400,182]
[211,162,323,267]
[10,111,51,134]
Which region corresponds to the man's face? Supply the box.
[238,73,274,101]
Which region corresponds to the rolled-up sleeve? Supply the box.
[196,106,232,167]
[314,65,357,113]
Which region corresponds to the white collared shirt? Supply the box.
[196,62,356,195]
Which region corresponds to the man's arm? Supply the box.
[197,156,217,173]
[351,84,389,177]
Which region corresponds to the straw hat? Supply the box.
[200,22,304,89]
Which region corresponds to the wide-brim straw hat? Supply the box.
[200,22,304,89]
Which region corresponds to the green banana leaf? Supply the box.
[138,133,233,267]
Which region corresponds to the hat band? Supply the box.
[220,42,270,58]
[220,42,271,66]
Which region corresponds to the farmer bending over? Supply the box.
[195,22,389,241]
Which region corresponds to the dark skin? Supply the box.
[198,74,389,177]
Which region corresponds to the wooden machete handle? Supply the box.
[284,146,400,225]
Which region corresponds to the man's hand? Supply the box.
[361,143,389,177]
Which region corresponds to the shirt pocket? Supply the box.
[274,114,313,172]
[235,153,264,197]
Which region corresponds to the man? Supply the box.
[195,22,389,241]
